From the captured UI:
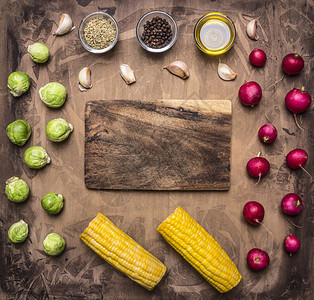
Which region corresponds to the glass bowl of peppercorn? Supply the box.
[136,11,178,53]
[78,12,119,54]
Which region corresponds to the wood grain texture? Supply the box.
[0,0,313,299]
[85,100,231,190]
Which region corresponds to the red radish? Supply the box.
[284,234,300,256]
[247,248,270,271]
[268,53,304,89]
[285,87,311,130]
[239,81,262,106]
[281,193,303,216]
[258,124,277,144]
[243,201,264,225]
[249,49,267,67]
[286,148,311,177]
[243,201,273,235]
[246,153,270,184]
[282,53,304,75]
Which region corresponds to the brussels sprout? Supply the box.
[24,146,50,169]
[6,120,31,146]
[8,220,29,243]
[46,118,73,142]
[41,193,64,214]
[43,233,65,256]
[39,82,67,108]
[5,176,29,203]
[28,42,50,63]
[7,71,31,97]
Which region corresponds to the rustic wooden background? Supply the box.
[85,100,232,190]
[0,0,313,299]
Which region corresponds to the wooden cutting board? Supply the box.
[85,100,232,190]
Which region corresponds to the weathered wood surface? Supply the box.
[0,0,313,299]
[85,100,232,190]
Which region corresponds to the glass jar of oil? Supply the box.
[194,13,236,55]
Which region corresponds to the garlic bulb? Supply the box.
[78,67,92,92]
[247,19,258,40]
[218,61,237,81]
[53,13,75,36]
[163,61,190,79]
[120,64,136,85]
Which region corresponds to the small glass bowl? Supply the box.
[78,12,119,54]
[194,12,236,55]
[136,10,178,53]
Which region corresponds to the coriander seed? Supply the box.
[83,17,116,49]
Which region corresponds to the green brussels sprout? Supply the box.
[43,233,65,256]
[46,118,73,142]
[6,120,31,146]
[7,71,31,97]
[27,42,50,63]
[39,82,67,108]
[8,220,29,243]
[5,176,29,203]
[41,193,64,214]
[24,146,50,169]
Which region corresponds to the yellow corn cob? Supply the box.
[80,213,166,291]
[157,206,242,293]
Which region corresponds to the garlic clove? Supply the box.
[163,61,190,80]
[120,64,136,85]
[78,83,87,92]
[53,13,75,36]
[78,67,92,92]
[218,61,237,81]
[247,19,259,40]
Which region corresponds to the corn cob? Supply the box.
[80,213,166,291]
[157,206,242,293]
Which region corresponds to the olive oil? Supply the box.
[194,13,236,55]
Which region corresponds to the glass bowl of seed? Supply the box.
[78,12,119,54]
[136,11,178,53]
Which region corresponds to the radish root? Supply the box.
[265,114,272,124]
[299,165,312,178]
[284,214,304,229]
[256,220,274,237]
[294,114,304,131]
[255,174,262,185]
[267,75,286,89]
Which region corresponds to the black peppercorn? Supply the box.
[141,16,173,49]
